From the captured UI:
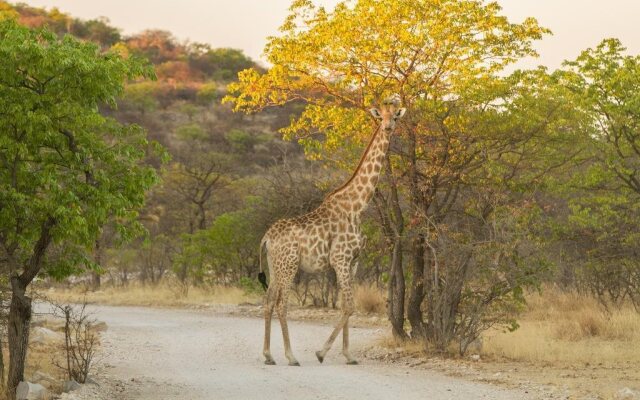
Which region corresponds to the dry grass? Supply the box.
[46,281,387,312]
[374,286,640,399]
[477,288,640,398]
[354,284,386,314]
[45,282,259,308]
[0,319,70,400]
[482,287,640,364]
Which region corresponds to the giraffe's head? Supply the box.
[369,100,406,133]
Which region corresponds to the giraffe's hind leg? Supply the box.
[263,284,276,365]
[275,254,300,366]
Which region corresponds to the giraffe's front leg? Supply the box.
[316,256,357,365]
[342,315,358,364]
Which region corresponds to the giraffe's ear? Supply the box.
[394,108,407,119]
[369,108,382,120]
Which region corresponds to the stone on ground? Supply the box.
[30,327,63,344]
[616,387,640,400]
[16,381,47,400]
[64,380,82,393]
[31,371,57,388]
[92,321,108,332]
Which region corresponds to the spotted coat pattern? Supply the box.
[260,102,407,366]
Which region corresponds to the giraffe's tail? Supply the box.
[258,234,269,291]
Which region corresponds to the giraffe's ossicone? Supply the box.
[259,100,407,366]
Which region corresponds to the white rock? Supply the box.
[63,380,82,393]
[469,354,481,362]
[92,321,108,332]
[30,371,56,388]
[85,375,100,385]
[30,327,63,345]
[16,381,47,400]
[616,387,640,400]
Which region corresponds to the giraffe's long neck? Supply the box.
[325,127,391,216]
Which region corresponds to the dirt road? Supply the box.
[79,305,541,400]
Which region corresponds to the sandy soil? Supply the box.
[56,305,559,400]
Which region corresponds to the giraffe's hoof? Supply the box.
[315,351,324,364]
[347,360,359,365]
[288,361,301,366]
[264,359,276,365]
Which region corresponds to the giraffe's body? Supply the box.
[261,101,406,366]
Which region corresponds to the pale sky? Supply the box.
[20,0,640,69]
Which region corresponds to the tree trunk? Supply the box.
[91,272,101,291]
[408,234,426,338]
[0,329,4,388]
[91,239,102,291]
[5,218,54,399]
[7,277,31,400]
[382,155,408,340]
[404,127,428,338]
[387,236,408,339]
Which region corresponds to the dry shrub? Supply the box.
[554,311,606,340]
[355,284,385,314]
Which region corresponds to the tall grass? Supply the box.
[46,281,259,308]
[482,287,640,364]
[354,284,386,314]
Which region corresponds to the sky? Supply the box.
[20,0,640,70]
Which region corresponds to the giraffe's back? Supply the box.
[264,203,365,275]
[265,205,340,274]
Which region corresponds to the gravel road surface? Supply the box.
[65,305,543,400]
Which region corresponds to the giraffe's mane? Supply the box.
[324,125,382,200]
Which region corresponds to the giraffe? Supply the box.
[259,99,406,366]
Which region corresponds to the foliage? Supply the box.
[0,19,158,279]
[560,39,640,309]
[0,19,159,397]
[176,123,207,141]
[224,0,568,348]
[174,199,266,284]
[190,47,257,81]
[2,0,638,363]
[122,81,160,115]
[196,82,224,105]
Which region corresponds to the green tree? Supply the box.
[196,81,223,105]
[561,39,640,308]
[190,47,256,81]
[0,1,18,20]
[175,196,268,285]
[122,81,160,115]
[0,20,158,397]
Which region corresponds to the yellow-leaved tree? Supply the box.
[225,0,579,349]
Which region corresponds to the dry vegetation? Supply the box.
[369,285,640,398]
[43,282,640,398]
[354,284,386,315]
[0,319,69,400]
[483,288,640,364]
[45,282,259,309]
